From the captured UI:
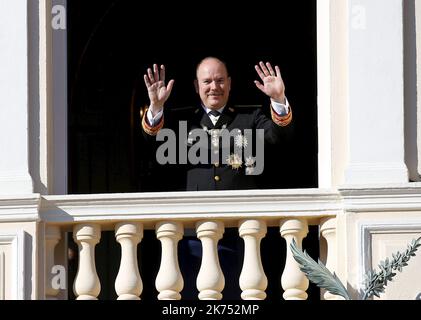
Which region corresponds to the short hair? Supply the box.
[195,56,229,78]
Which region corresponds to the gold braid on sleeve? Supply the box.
[270,104,292,127]
[141,108,164,136]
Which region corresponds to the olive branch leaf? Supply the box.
[290,237,421,300]
[290,239,351,300]
[362,237,421,300]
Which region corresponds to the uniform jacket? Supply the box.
[142,104,293,191]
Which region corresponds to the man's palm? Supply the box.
[148,81,171,106]
[144,64,174,111]
[254,62,286,103]
[261,76,285,99]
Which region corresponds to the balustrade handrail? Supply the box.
[40,188,341,228]
[3,184,421,225]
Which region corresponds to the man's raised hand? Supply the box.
[254,61,286,104]
[144,64,174,116]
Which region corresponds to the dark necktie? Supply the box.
[208,110,221,117]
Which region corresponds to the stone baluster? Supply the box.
[196,220,225,300]
[239,219,267,300]
[45,225,61,300]
[155,221,184,300]
[320,217,341,300]
[280,219,309,300]
[73,223,101,300]
[114,222,143,300]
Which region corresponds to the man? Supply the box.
[141,57,293,191]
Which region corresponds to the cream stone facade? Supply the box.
[0,0,421,300]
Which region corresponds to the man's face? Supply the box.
[195,59,231,110]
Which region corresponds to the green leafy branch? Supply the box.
[362,237,421,300]
[290,239,350,300]
[290,237,421,300]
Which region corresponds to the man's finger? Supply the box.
[266,62,275,76]
[259,61,270,77]
[166,79,175,95]
[147,68,155,83]
[254,80,265,92]
[144,74,151,87]
[160,65,166,83]
[275,66,282,78]
[255,65,266,81]
[153,64,159,81]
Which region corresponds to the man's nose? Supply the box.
[210,81,218,89]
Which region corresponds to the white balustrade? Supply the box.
[73,223,101,300]
[155,221,184,300]
[45,225,61,300]
[280,219,309,300]
[196,220,225,300]
[115,222,143,300]
[239,219,267,300]
[320,217,341,300]
[60,216,333,301]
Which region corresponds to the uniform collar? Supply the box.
[214,106,235,128]
[201,104,226,115]
[196,104,235,129]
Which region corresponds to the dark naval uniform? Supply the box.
[141,104,293,191]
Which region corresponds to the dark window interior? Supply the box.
[68,0,318,194]
[66,0,319,301]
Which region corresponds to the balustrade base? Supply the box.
[198,290,222,300]
[117,294,140,300]
[241,289,266,300]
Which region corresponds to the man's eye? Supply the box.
[203,80,211,84]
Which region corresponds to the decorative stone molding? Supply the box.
[357,218,421,299]
[0,231,26,299]
[340,184,421,212]
[0,195,40,222]
[40,189,340,224]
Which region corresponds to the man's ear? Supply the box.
[227,77,232,91]
[194,79,199,93]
